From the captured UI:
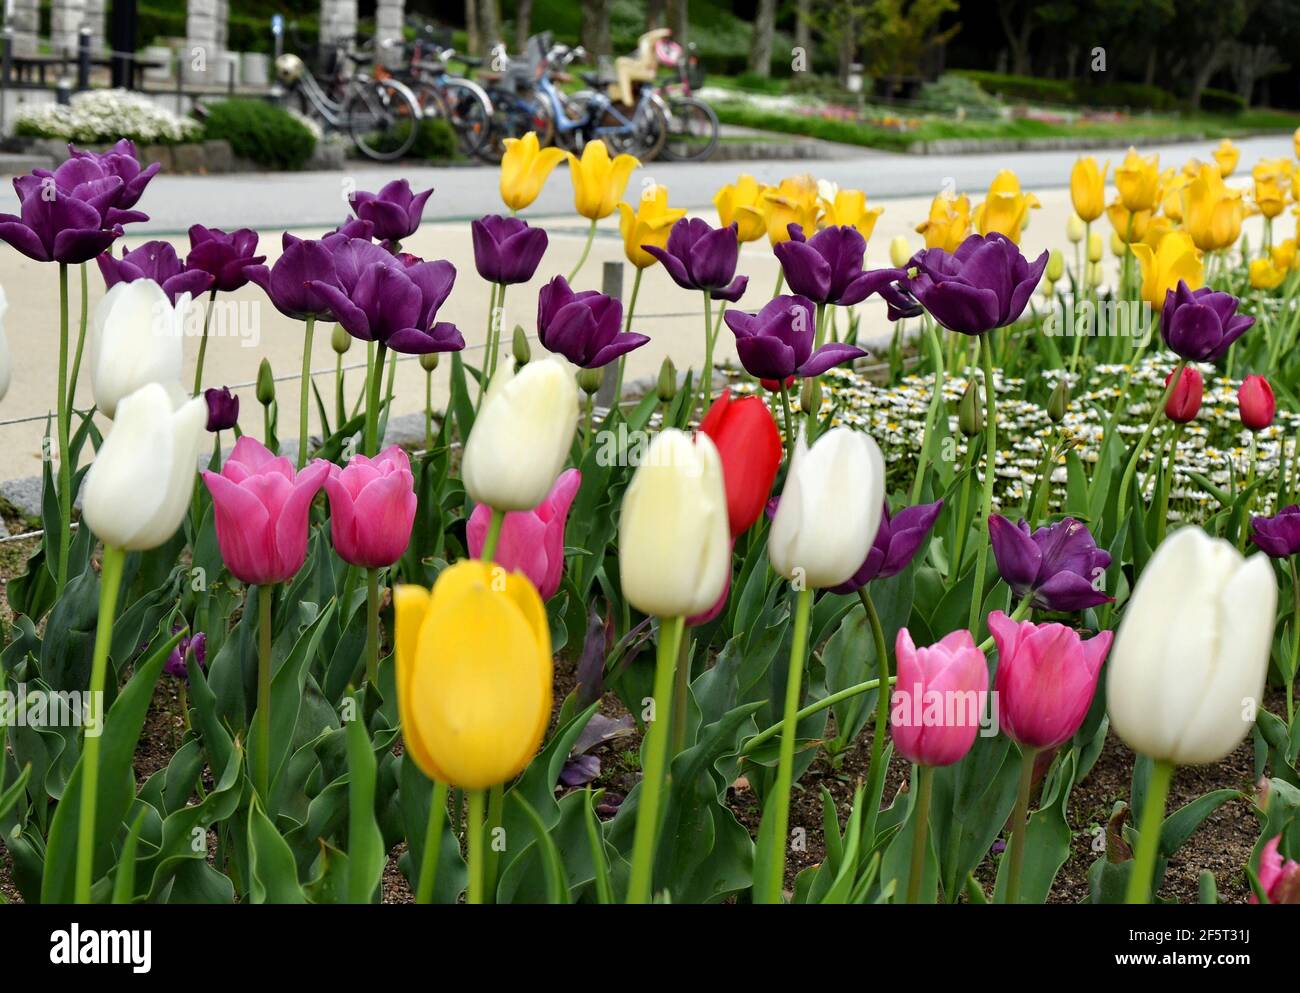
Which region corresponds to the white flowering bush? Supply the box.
[14,89,202,145]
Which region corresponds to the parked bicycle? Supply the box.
[401,29,494,158]
[652,37,720,163]
[275,41,423,162]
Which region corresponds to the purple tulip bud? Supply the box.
[643,217,748,300]
[906,233,1048,335]
[723,293,866,381]
[204,386,240,432]
[536,275,649,368]
[164,627,206,681]
[988,514,1113,612]
[186,225,265,293]
[1160,280,1255,362]
[471,214,549,285]
[348,179,433,244]
[775,224,904,306]
[829,499,944,593]
[1252,505,1300,558]
[97,240,215,304]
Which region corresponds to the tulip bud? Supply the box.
[618,429,730,617]
[889,234,911,268]
[1164,365,1203,423]
[1066,212,1086,244]
[769,426,885,589]
[800,376,821,416]
[1087,232,1104,263]
[256,358,275,406]
[81,384,207,551]
[512,324,531,367]
[577,365,604,396]
[462,357,579,512]
[331,323,352,355]
[1107,526,1277,765]
[1047,379,1069,423]
[89,279,188,419]
[1110,231,1126,258]
[1239,374,1275,431]
[958,378,983,437]
[1087,261,1104,289]
[1045,249,1065,283]
[419,351,440,373]
[1042,280,1055,300]
[656,357,678,403]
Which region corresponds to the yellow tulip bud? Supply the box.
[1087,261,1104,289]
[1212,139,1239,179]
[1110,231,1127,258]
[1046,248,1065,282]
[395,562,552,790]
[568,140,640,221]
[1249,256,1287,290]
[1070,157,1108,222]
[889,234,912,268]
[1087,232,1104,263]
[1066,212,1086,244]
[500,131,567,213]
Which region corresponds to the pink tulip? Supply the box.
[323,445,417,568]
[201,436,329,585]
[467,468,580,600]
[989,611,1112,750]
[890,628,988,767]
[1252,835,1300,904]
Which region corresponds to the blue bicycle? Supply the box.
[535,42,668,159]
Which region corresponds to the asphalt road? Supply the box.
[5,133,1293,234]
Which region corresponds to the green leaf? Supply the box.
[344,691,385,904]
[247,796,307,904]
[511,791,571,904]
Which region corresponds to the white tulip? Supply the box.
[618,429,730,618]
[89,279,189,419]
[1107,526,1277,765]
[0,283,10,402]
[769,426,885,590]
[81,383,206,551]
[462,357,578,512]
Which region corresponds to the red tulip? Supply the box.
[1239,374,1275,431]
[698,389,783,537]
[1164,365,1202,423]
[760,376,796,393]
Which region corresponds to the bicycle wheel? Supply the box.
[660,96,719,163]
[346,78,421,161]
[478,94,554,163]
[603,98,666,161]
[438,78,493,157]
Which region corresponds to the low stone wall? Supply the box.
[5,135,347,172]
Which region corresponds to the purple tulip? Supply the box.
[829,499,944,594]
[880,280,924,321]
[723,293,866,380]
[60,140,160,210]
[1252,506,1300,558]
[97,240,214,304]
[0,176,126,264]
[988,514,1113,612]
[906,233,1048,335]
[472,214,548,285]
[348,179,433,244]
[247,233,340,321]
[774,224,903,306]
[309,238,465,355]
[187,225,265,292]
[536,275,648,368]
[1161,280,1255,362]
[644,217,748,301]
[204,386,240,432]
[164,627,206,681]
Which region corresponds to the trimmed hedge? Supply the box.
[955,70,1183,112]
[1201,88,1248,115]
[201,98,316,170]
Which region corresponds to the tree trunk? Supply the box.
[465,0,481,55]
[515,0,533,52]
[1188,48,1224,109]
[479,0,502,49]
[748,0,776,77]
[1143,47,1157,86]
[581,0,611,57]
[668,0,688,45]
[795,0,811,55]
[646,0,667,29]
[837,11,856,86]
[995,1,1033,75]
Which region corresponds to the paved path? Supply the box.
[3,134,1292,232]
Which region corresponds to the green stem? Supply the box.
[967,335,998,636]
[670,632,691,755]
[756,585,813,904]
[335,350,346,431]
[55,263,72,598]
[481,508,505,563]
[695,291,714,422]
[1289,558,1299,726]
[858,588,891,813]
[582,391,595,456]
[74,544,126,903]
[977,594,1033,653]
[297,317,315,470]
[476,283,500,415]
[613,267,643,402]
[1116,359,1186,530]
[778,384,795,460]
[772,269,784,299]
[1157,422,1183,544]
[1238,432,1259,551]
[567,218,597,283]
[741,676,890,756]
[626,614,685,904]
[1125,759,1174,904]
[66,262,90,413]
[905,764,934,904]
[364,567,380,686]
[487,284,507,383]
[1003,744,1038,904]
[363,342,389,457]
[415,780,450,904]
[193,288,219,395]
[256,586,273,800]
[424,369,434,453]
[950,443,976,581]
[467,789,486,904]
[911,318,946,505]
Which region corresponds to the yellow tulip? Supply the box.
[395,561,552,791]
[973,170,1040,243]
[1160,170,1191,223]
[1110,231,1127,258]
[617,183,686,269]
[499,131,567,213]
[1130,230,1202,309]
[1106,199,1151,243]
[1140,215,1174,249]
[713,174,768,243]
[1294,126,1300,160]
[1115,147,1161,213]
[1070,157,1108,222]
[567,140,640,221]
[1249,256,1287,290]
[1254,175,1288,220]
[915,192,972,252]
[1182,165,1244,251]
[761,175,821,245]
[1212,139,1239,178]
[819,187,884,242]
[1272,238,1298,272]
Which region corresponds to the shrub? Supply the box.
[952,70,1075,105]
[1077,81,1178,112]
[1201,87,1247,114]
[366,116,459,161]
[13,89,202,144]
[918,73,1003,118]
[201,98,316,169]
